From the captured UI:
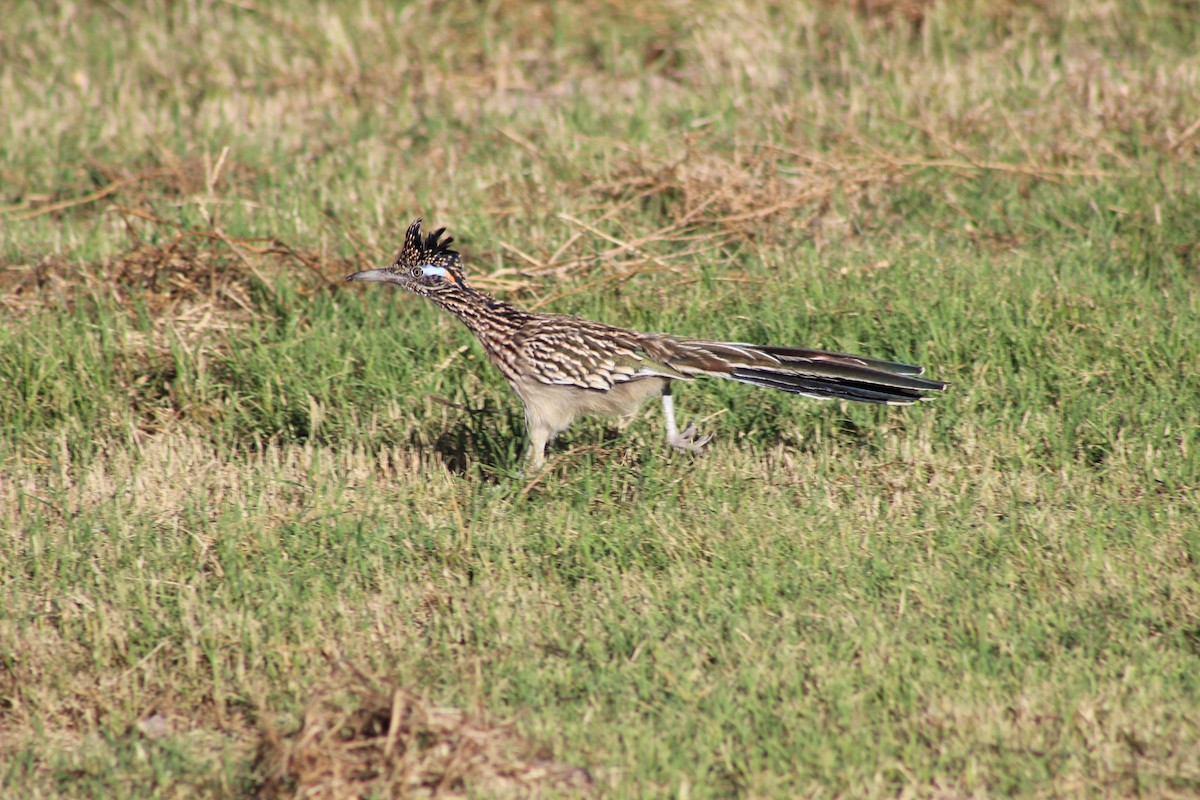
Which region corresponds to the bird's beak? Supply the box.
[345,268,399,283]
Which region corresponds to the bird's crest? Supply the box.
[396,218,460,270]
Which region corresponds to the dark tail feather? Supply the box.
[728,345,947,405]
[731,366,942,405]
[658,338,947,404]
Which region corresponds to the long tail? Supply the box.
[652,338,947,405]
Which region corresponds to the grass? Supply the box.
[3,0,1200,796]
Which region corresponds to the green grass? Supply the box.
[3,0,1200,796]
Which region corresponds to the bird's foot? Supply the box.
[667,422,713,455]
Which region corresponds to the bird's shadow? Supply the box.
[428,405,524,477]
[425,404,633,478]
[423,398,889,477]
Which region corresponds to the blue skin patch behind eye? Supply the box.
[420,265,448,278]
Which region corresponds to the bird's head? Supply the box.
[345,219,468,297]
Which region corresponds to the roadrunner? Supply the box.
[347,220,946,468]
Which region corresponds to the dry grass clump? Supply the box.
[2,148,358,320]
[3,151,256,223]
[848,0,934,22]
[593,142,906,242]
[1,227,353,320]
[256,671,593,799]
[468,138,912,293]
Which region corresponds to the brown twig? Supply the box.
[10,171,166,220]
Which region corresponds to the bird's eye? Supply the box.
[409,265,424,279]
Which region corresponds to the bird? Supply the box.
[346,219,947,469]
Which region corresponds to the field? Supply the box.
[3,1,1200,797]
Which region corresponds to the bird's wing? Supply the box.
[512,317,686,390]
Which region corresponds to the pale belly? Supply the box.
[511,376,669,436]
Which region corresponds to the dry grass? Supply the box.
[257,668,593,799]
[3,421,1197,795]
[3,1,1200,797]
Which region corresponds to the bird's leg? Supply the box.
[525,418,551,470]
[661,385,713,455]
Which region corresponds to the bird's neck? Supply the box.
[430,287,533,371]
